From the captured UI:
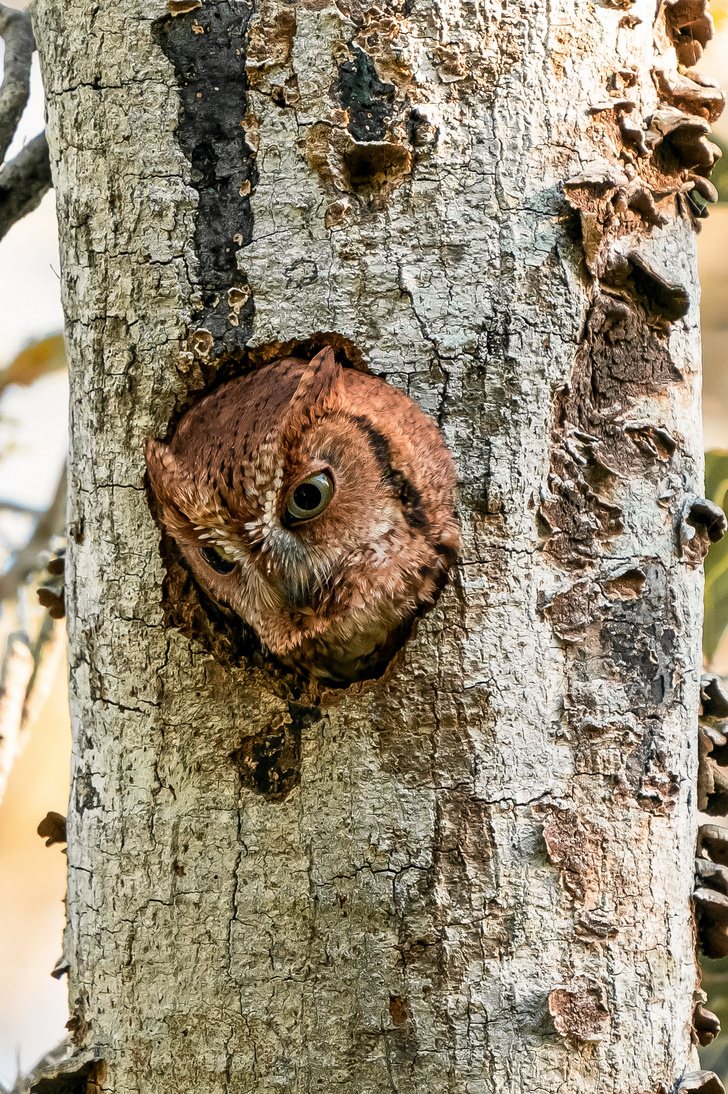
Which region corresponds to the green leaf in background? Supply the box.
[709,135,728,205]
[704,450,728,663]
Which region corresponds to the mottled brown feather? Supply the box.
[145,349,459,684]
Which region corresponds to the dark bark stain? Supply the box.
[74,767,101,816]
[596,565,678,712]
[624,725,679,815]
[153,0,257,356]
[541,561,681,815]
[230,703,321,802]
[336,47,395,142]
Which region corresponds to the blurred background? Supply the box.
[3,1,728,1089]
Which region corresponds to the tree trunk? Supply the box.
[32,0,717,1090]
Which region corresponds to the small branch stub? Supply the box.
[678,1073,726,1094]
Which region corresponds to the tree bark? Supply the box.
[33,0,717,1090]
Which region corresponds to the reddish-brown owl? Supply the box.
[145,347,459,684]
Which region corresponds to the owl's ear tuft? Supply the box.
[289,346,344,417]
[145,437,199,537]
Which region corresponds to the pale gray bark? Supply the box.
[32,0,715,1091]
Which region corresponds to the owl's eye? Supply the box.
[285,471,335,522]
[199,544,237,575]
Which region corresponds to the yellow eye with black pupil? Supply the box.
[199,545,236,575]
[286,472,335,522]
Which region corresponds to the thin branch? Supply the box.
[0,499,44,516]
[0,5,35,164]
[21,608,63,732]
[0,629,33,801]
[0,131,51,241]
[0,463,66,604]
[3,1039,75,1094]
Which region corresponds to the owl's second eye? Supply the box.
[286,471,335,522]
[199,545,237,575]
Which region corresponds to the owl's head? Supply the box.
[146,347,458,682]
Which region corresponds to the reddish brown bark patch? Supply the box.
[388,995,412,1027]
[534,802,603,903]
[548,976,610,1042]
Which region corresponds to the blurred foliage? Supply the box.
[701,453,728,1082]
[701,959,728,1079]
[0,334,65,397]
[710,136,728,204]
[0,333,67,807]
[704,451,728,661]
[711,0,728,28]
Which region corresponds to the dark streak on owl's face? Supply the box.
[145,347,459,684]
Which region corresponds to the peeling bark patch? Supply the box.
[247,5,296,74]
[541,579,606,642]
[626,738,679,814]
[154,1,257,353]
[696,824,728,957]
[230,704,320,801]
[698,723,728,815]
[693,1001,721,1046]
[680,497,728,564]
[678,1072,727,1094]
[602,567,646,599]
[305,120,412,201]
[664,0,714,67]
[548,976,610,1043]
[653,67,725,125]
[605,251,689,323]
[304,39,414,200]
[535,802,602,903]
[702,674,728,719]
[697,676,728,819]
[385,993,419,1070]
[339,0,525,107]
[540,294,681,569]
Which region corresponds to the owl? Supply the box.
[145,347,459,684]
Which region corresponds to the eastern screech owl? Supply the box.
[146,347,459,684]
